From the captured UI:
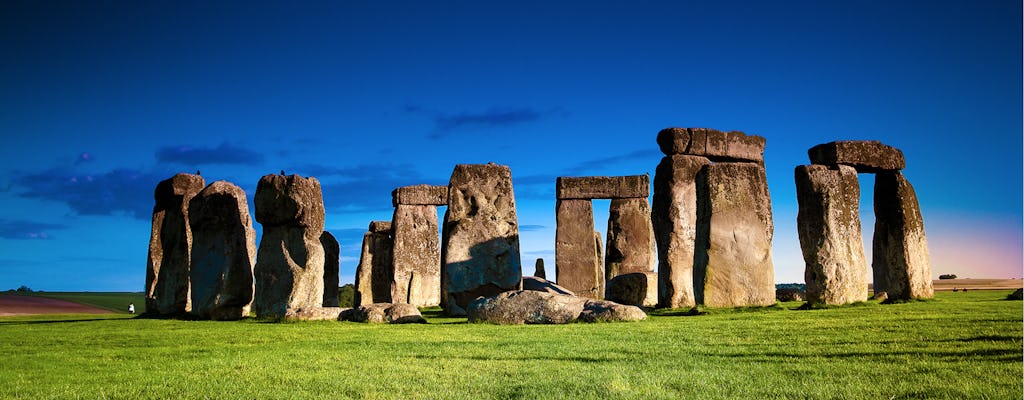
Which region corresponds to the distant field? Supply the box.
[17,291,145,313]
[931,278,1023,291]
[0,290,1020,399]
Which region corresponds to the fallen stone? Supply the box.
[321,231,340,307]
[345,303,425,324]
[579,299,647,322]
[391,184,448,207]
[657,127,765,162]
[187,181,256,320]
[795,165,868,305]
[652,155,711,308]
[522,276,575,295]
[872,171,933,300]
[605,197,656,280]
[441,163,523,315]
[556,175,649,200]
[354,221,393,306]
[1007,289,1022,300]
[285,306,345,321]
[391,204,441,306]
[695,162,776,307]
[146,173,205,316]
[808,140,905,172]
[533,258,546,279]
[253,174,326,319]
[555,199,602,299]
[605,272,657,307]
[467,290,584,324]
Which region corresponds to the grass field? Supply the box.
[20,291,145,313]
[0,291,1020,399]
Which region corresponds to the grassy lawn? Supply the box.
[0,290,1019,399]
[19,291,145,313]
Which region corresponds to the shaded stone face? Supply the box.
[146,173,205,316]
[187,181,256,320]
[320,231,340,307]
[556,175,649,200]
[390,204,441,306]
[605,272,658,307]
[656,127,765,163]
[441,163,522,315]
[808,141,905,173]
[533,258,546,279]
[253,174,326,318]
[695,162,775,307]
[872,171,933,300]
[795,165,868,305]
[354,223,394,306]
[651,155,710,308]
[391,185,448,207]
[554,199,602,299]
[605,197,656,279]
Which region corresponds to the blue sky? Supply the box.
[1,1,1020,291]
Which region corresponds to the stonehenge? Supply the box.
[796,140,932,304]
[145,173,205,316]
[441,163,523,316]
[253,174,327,319]
[187,181,256,320]
[390,185,446,307]
[320,231,340,307]
[354,221,394,306]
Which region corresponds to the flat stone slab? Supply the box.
[556,175,649,199]
[342,303,426,324]
[368,220,392,233]
[467,290,646,324]
[656,127,765,162]
[808,140,905,172]
[392,184,448,206]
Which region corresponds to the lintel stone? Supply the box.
[392,184,448,207]
[657,127,765,162]
[556,175,649,200]
[368,221,392,233]
[808,140,905,172]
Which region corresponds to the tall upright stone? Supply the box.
[555,199,602,299]
[390,185,446,307]
[187,181,256,320]
[441,163,522,315]
[534,258,546,279]
[354,221,393,306]
[605,198,656,279]
[795,165,868,305]
[320,231,340,307]
[694,162,775,307]
[253,174,326,318]
[652,155,710,308]
[145,173,205,316]
[873,171,933,300]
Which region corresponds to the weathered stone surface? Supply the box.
[871,291,888,302]
[605,198,656,279]
[187,181,256,320]
[605,272,657,307]
[695,162,776,307]
[345,303,425,324]
[658,127,764,162]
[321,231,340,307]
[523,276,574,295]
[533,258,546,279]
[872,171,933,300]
[808,141,905,172]
[354,221,393,306]
[391,204,441,306]
[441,163,522,315]
[146,173,205,316]
[795,165,868,305]
[285,306,344,321]
[776,288,805,302]
[253,174,326,318]
[556,175,649,200]
[392,184,448,206]
[555,199,602,299]
[652,155,711,308]
[579,299,647,322]
[468,290,585,324]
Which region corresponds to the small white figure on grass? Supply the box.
[128,303,135,314]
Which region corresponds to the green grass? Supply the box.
[19,291,145,313]
[0,290,1020,399]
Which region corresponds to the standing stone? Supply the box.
[695,162,775,307]
[534,258,546,279]
[253,174,326,318]
[872,171,933,300]
[391,203,441,306]
[594,230,605,297]
[187,181,256,320]
[555,199,602,299]
[354,221,393,306]
[145,173,205,316]
[652,155,710,308]
[321,231,340,307]
[605,197,657,280]
[795,165,868,305]
[441,163,523,315]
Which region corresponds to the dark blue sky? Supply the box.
[1,1,1020,291]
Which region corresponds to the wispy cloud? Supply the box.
[519,224,547,232]
[156,142,265,166]
[564,149,661,175]
[310,163,442,213]
[0,219,68,240]
[74,152,94,165]
[407,105,567,139]
[12,167,167,219]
